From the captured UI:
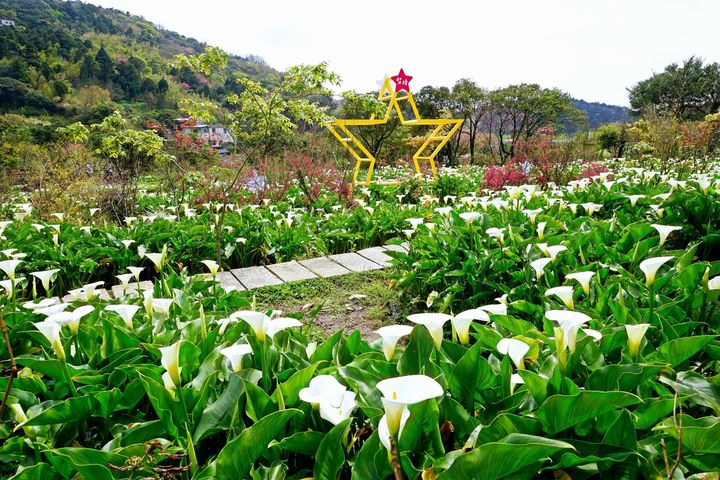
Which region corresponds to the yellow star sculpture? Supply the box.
[327,72,463,186]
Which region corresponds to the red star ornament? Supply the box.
[391,68,413,92]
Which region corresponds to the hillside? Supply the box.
[0,0,278,126]
[571,98,631,130]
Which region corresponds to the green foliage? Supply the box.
[0,162,719,479]
[225,62,341,157]
[594,122,626,158]
[629,56,720,120]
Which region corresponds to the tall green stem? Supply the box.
[60,361,78,397]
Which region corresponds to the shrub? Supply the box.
[482,162,528,190]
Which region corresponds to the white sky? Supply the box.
[81,0,720,106]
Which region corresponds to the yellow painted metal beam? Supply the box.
[327,75,463,186]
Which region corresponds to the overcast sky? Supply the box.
[82,0,720,106]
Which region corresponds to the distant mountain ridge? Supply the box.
[571,98,631,129]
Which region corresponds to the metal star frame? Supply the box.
[327,71,463,186]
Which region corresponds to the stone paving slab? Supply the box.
[95,288,111,301]
[329,252,384,272]
[62,288,111,302]
[300,256,351,278]
[112,280,154,298]
[356,246,393,267]
[216,271,246,291]
[231,266,283,289]
[267,261,317,282]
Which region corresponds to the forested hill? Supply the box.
[0,0,278,125]
[572,98,631,129]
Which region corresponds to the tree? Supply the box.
[58,112,167,220]
[628,56,720,120]
[594,123,626,158]
[414,85,463,164]
[224,62,340,157]
[79,54,95,82]
[339,90,400,160]
[157,77,169,94]
[484,84,578,163]
[452,79,490,162]
[414,85,452,118]
[175,47,341,262]
[94,46,113,83]
[114,59,142,98]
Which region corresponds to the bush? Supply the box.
[482,162,528,190]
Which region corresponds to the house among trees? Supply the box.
[173,118,234,154]
[0,19,16,26]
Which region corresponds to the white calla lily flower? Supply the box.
[376,375,443,436]
[374,325,413,361]
[105,304,141,329]
[115,273,134,294]
[30,269,60,292]
[128,266,144,283]
[639,256,674,287]
[300,375,346,405]
[144,245,167,272]
[625,323,651,359]
[35,320,65,361]
[35,303,69,317]
[546,245,567,260]
[581,203,602,216]
[459,212,481,223]
[232,311,302,342]
[159,340,182,387]
[201,260,220,278]
[451,309,490,345]
[496,338,530,370]
[565,271,595,295]
[545,286,575,310]
[47,305,94,336]
[530,258,552,280]
[650,224,682,246]
[545,310,591,353]
[536,221,547,239]
[23,297,59,311]
[219,343,253,372]
[151,298,173,321]
[0,259,22,281]
[628,195,645,207]
[299,375,357,425]
[407,313,452,348]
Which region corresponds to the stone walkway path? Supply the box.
[63,243,408,301]
[215,243,408,291]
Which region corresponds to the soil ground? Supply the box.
[254,270,407,341]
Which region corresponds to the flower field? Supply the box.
[1,164,720,479]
